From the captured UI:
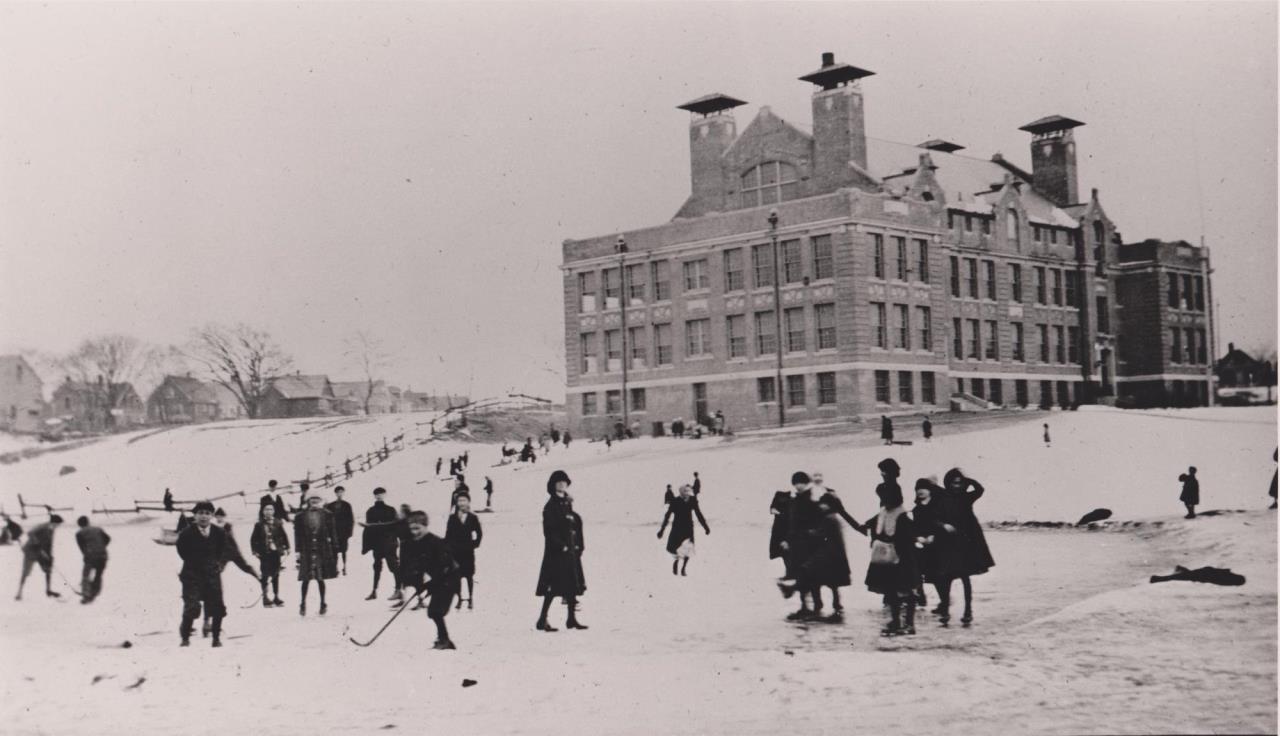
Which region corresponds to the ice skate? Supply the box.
[319,602,328,615]
[211,635,222,648]
[536,619,558,632]
[432,639,457,650]
[272,597,283,607]
[364,591,377,601]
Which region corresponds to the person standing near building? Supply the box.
[436,457,443,477]
[15,514,63,601]
[361,487,401,602]
[445,495,483,609]
[562,429,572,449]
[177,502,227,647]
[922,417,933,442]
[74,516,110,604]
[535,470,587,632]
[1179,467,1200,519]
[250,503,289,607]
[294,493,338,616]
[326,486,355,576]
[1043,423,1051,448]
[400,510,461,650]
[881,416,894,445]
[657,484,710,576]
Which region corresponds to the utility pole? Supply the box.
[1201,239,1215,406]
[617,235,629,431]
[769,209,785,428]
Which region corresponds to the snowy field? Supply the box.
[0,406,1275,735]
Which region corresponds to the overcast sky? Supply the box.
[1,1,1275,399]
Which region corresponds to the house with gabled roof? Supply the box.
[0,355,47,433]
[258,374,337,419]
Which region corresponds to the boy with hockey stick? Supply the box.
[15,515,63,601]
[177,502,228,647]
[400,510,461,650]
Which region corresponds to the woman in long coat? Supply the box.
[939,468,994,626]
[863,483,920,636]
[1179,467,1200,518]
[803,495,852,622]
[768,489,792,574]
[657,484,710,576]
[445,495,483,609]
[912,478,965,625]
[293,494,339,616]
[535,470,587,632]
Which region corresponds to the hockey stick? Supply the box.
[348,588,428,647]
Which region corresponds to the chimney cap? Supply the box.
[918,138,965,153]
[677,93,747,116]
[1018,115,1085,134]
[799,52,875,90]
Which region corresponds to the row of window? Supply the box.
[946,210,1098,253]
[956,377,1079,409]
[576,236,835,312]
[578,304,839,373]
[869,234,930,283]
[868,303,932,351]
[1170,327,1209,365]
[872,370,939,405]
[1167,272,1207,312]
[950,318,1082,365]
[948,257,1085,307]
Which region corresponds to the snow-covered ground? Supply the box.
[0,407,1274,735]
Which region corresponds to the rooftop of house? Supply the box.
[269,374,333,400]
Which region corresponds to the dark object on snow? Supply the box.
[1077,508,1113,525]
[124,677,146,691]
[120,640,132,649]
[462,678,477,687]
[1150,565,1245,586]
[59,465,76,476]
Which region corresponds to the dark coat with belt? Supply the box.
[659,495,709,554]
[940,479,995,576]
[535,495,585,598]
[768,491,791,560]
[361,501,398,555]
[177,524,228,617]
[325,500,355,541]
[863,508,920,595]
[293,508,339,581]
[1179,474,1200,505]
[444,511,483,577]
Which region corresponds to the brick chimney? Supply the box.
[677,93,746,214]
[801,52,875,188]
[1019,115,1085,207]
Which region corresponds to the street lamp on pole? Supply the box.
[617,235,630,432]
[768,209,785,428]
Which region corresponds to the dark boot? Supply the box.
[536,619,558,632]
[902,600,917,636]
[210,618,223,647]
[364,590,377,601]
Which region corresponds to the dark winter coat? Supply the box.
[293,508,339,581]
[75,526,111,561]
[922,419,933,439]
[176,524,228,617]
[21,522,56,558]
[940,479,995,576]
[444,511,483,577]
[880,417,894,441]
[911,497,965,583]
[659,495,709,554]
[787,489,825,567]
[361,501,398,555]
[1179,474,1200,505]
[400,532,460,616]
[535,495,586,598]
[250,518,290,557]
[768,491,792,560]
[799,502,851,588]
[325,500,355,541]
[863,508,920,595]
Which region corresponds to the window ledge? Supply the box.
[685,355,714,362]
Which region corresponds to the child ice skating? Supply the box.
[657,484,710,576]
[250,503,290,607]
[445,495,483,609]
[400,510,461,650]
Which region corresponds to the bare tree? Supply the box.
[343,330,391,414]
[59,334,159,429]
[187,323,293,419]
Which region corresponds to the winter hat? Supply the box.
[790,471,811,486]
[50,514,64,524]
[877,458,900,478]
[943,468,965,488]
[546,470,572,495]
[214,508,227,518]
[373,487,387,496]
[876,482,904,508]
[268,480,278,489]
[193,501,216,514]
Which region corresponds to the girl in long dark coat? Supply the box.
[657,484,710,576]
[293,494,339,616]
[863,484,920,636]
[939,468,995,626]
[880,416,894,445]
[811,473,862,620]
[912,478,964,626]
[445,495,483,609]
[769,488,793,580]
[250,504,290,607]
[535,470,587,632]
[1179,467,1200,518]
[784,472,827,621]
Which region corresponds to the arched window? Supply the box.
[1007,207,1021,250]
[740,162,799,208]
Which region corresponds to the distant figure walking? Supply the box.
[922,417,933,442]
[562,430,572,448]
[483,476,494,511]
[1179,467,1200,519]
[74,516,110,604]
[881,416,894,445]
[1042,423,1051,447]
[692,471,702,496]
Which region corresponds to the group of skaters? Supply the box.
[11,513,111,605]
[771,460,994,637]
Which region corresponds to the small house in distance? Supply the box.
[51,376,146,432]
[332,380,395,415]
[147,374,246,424]
[0,355,47,433]
[258,374,337,418]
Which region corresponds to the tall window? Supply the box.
[684,319,711,357]
[964,215,974,233]
[1194,276,1205,311]
[872,302,887,349]
[755,311,777,355]
[752,244,775,288]
[740,161,799,207]
[581,393,597,415]
[626,264,646,304]
[723,248,744,292]
[914,239,929,283]
[967,319,981,359]
[872,234,885,279]
[811,235,834,280]
[1011,264,1023,302]
[1064,270,1077,308]
[814,303,836,350]
[629,388,646,412]
[757,376,776,403]
[578,272,598,312]
[651,260,670,301]
[579,333,598,373]
[898,371,914,404]
[604,330,622,370]
[1197,328,1207,363]
[1168,273,1180,308]
[683,258,709,291]
[966,258,979,299]
[1007,207,1021,250]
[952,317,963,359]
[603,268,621,308]
[783,240,803,284]
[786,375,806,408]
[984,260,996,300]
[1184,328,1196,364]
[1015,379,1029,407]
[1038,324,1050,362]
[817,372,837,405]
[605,390,621,414]
[1067,326,1080,363]
[1035,267,1047,304]
[894,304,910,350]
[1054,326,1066,363]
[916,306,932,351]
[921,372,936,404]
[1097,296,1110,332]
[1170,328,1182,363]
[654,324,672,365]
[1181,274,1193,310]
[629,326,647,367]
[874,370,891,404]
[726,315,747,358]
[785,307,806,353]
[1013,322,1025,362]
[985,320,999,360]
[1052,270,1063,306]
[949,256,961,297]
[981,217,991,235]
[894,236,908,280]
